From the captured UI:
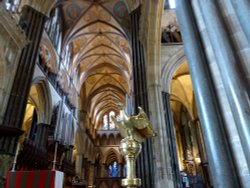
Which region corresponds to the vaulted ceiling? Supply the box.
[59,0,132,134]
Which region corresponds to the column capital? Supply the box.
[19,0,56,17]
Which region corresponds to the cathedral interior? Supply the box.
[0,0,250,188]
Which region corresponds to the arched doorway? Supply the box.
[18,79,52,170]
[162,61,211,188]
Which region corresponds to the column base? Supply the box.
[122,178,141,187]
[0,154,13,188]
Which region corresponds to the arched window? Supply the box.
[103,111,117,130]
[109,161,119,177]
[3,0,20,12]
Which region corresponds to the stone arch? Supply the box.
[31,76,53,124]
[101,148,122,165]
[161,53,196,120]
[108,134,115,145]
[115,133,122,145]
[142,0,165,85]
[161,48,186,93]
[96,134,101,146]
[101,134,108,146]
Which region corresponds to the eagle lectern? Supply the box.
[112,104,157,188]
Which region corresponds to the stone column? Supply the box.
[194,120,211,187]
[100,163,106,178]
[2,5,47,154]
[118,163,122,177]
[35,123,49,149]
[198,0,250,169]
[176,1,239,187]
[191,1,250,186]
[130,7,154,188]
[148,83,175,188]
[88,163,95,187]
[216,0,250,84]
[75,153,83,179]
[162,92,182,187]
[0,4,49,187]
[230,0,250,44]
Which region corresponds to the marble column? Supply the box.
[0,5,47,188]
[191,1,250,186]
[176,1,239,187]
[130,7,154,188]
[199,0,250,169]
[230,0,250,44]
[216,0,250,84]
[2,5,47,154]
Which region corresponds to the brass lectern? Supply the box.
[112,105,157,188]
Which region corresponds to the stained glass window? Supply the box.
[109,162,119,177]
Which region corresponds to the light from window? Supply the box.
[109,111,115,129]
[103,111,117,130]
[169,0,176,9]
[103,115,109,130]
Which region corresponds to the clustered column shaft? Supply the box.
[176,1,239,187]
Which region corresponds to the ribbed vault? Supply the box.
[59,0,131,137]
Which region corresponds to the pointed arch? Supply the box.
[31,76,53,124]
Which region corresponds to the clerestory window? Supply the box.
[103,111,117,130]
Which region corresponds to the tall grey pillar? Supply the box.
[176,1,239,187]
[199,0,250,169]
[230,0,250,44]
